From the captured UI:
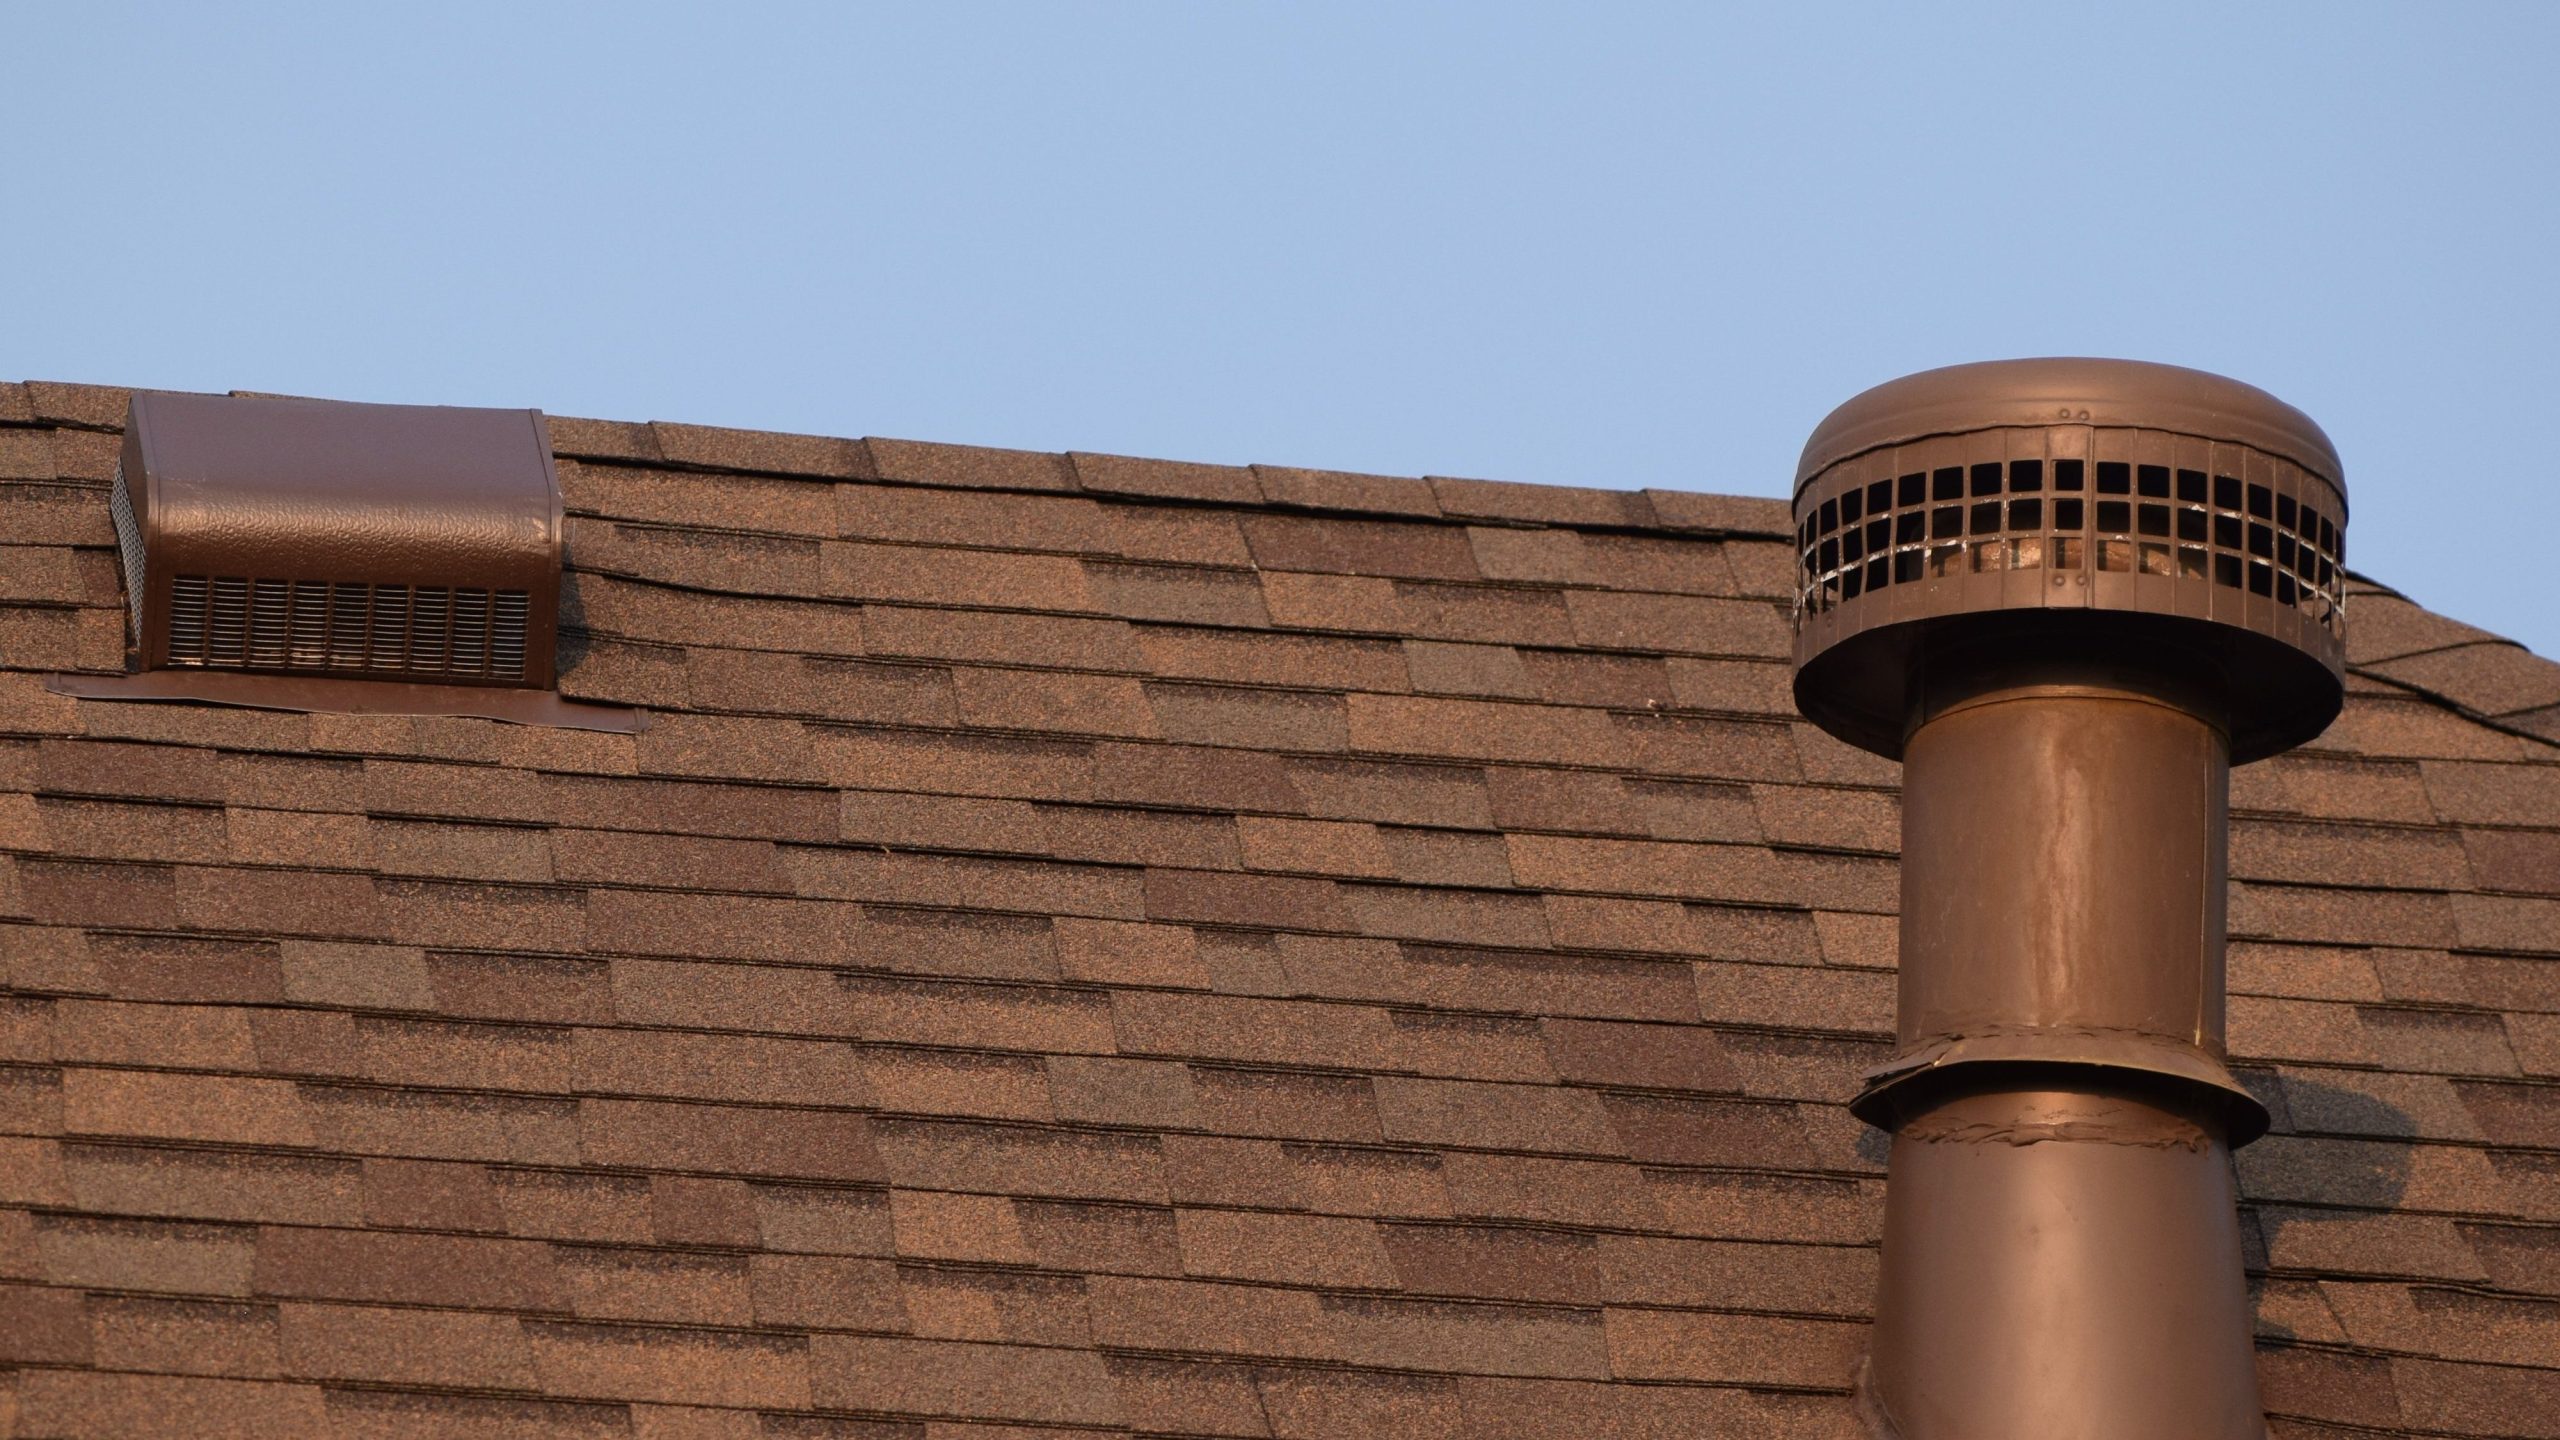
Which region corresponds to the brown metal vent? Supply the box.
[114,392,562,689]
[1789,359,2348,762]
[1791,358,2350,1439]
[1797,449,2344,628]
[160,574,530,680]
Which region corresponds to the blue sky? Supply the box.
[7,3,2556,656]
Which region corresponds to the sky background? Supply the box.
[6,3,2556,656]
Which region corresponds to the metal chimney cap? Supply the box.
[1796,357,2344,502]
[1788,358,2348,763]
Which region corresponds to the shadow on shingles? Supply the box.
[554,568,595,671]
[2234,1066,2415,1343]
[1854,1122,1891,1170]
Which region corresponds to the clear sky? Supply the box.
[8,3,2556,656]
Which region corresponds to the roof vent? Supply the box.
[112,392,562,687]
[1792,359,2347,1440]
[1793,356,2344,762]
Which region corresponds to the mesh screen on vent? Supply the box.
[109,464,148,641]
[163,575,531,682]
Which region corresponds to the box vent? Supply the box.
[155,573,530,680]
[113,392,562,689]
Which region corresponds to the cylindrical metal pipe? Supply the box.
[1859,656,2265,1439]
[1900,656,2231,1056]
[1865,1082,2262,1440]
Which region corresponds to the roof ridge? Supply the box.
[2343,574,2560,751]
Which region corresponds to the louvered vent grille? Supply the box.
[162,575,531,682]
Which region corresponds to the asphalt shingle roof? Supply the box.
[2,377,2556,1437]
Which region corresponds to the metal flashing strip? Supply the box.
[44,669,645,733]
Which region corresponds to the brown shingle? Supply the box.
[11,1372,331,1440]
[2426,753,2560,819]
[2374,642,2560,720]
[1564,592,1789,658]
[361,1157,502,1232]
[875,1119,1166,1203]
[1086,560,1271,625]
[1114,991,1389,1071]
[0,426,52,478]
[821,539,1095,611]
[569,572,864,656]
[1135,624,1410,692]
[952,666,1158,738]
[574,1027,869,1106]
[62,1068,315,1147]
[1508,833,1790,904]
[1603,1308,1865,1387]
[1144,867,1347,930]
[1239,463,1440,522]
[1190,1067,1381,1143]
[33,796,221,863]
[1048,1055,1203,1129]
[865,438,1077,493]
[580,1098,879,1181]
[32,1213,254,1294]
[808,1335,1124,1426]
[1148,682,1349,751]
[528,1321,812,1408]
[899,1264,1090,1345]
[1391,580,1578,647]
[1075,452,1262,505]
[682,648,958,727]
[1239,514,1477,581]
[838,481,1101,552]
[1436,1152,1660,1230]
[1542,1019,1738,1094]
[554,1245,752,1326]
[819,727,1096,801]
[755,1252,906,1331]
[571,519,823,598]
[840,789,1048,853]
[1433,477,1651,528]
[47,997,254,1069]
[277,1301,534,1388]
[591,891,854,962]
[59,1142,358,1227]
[86,1295,275,1377]
[1053,917,1209,989]
[786,848,1143,918]
[2392,1357,2560,1439]
[427,951,612,1022]
[252,1227,559,1309]
[1043,804,1241,869]
[651,421,867,479]
[1330,1293,1612,1378]
[860,1046,1052,1122]
[1374,1077,1617,1154]
[0,1282,92,1364]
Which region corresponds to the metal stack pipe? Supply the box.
[1787,360,2349,1440]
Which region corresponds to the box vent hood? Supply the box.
[48,390,637,733]
[112,391,563,686]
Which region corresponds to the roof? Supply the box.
[3,376,2557,1438]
